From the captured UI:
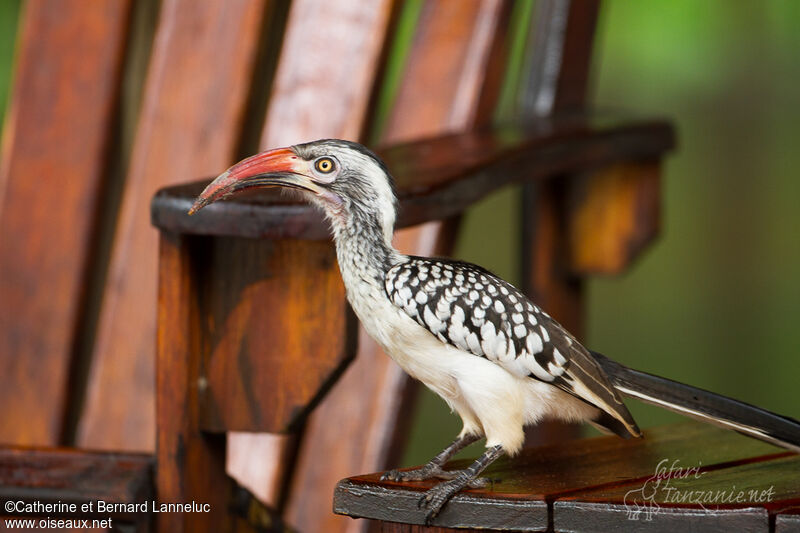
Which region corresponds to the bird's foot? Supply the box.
[428,468,492,488]
[381,465,490,487]
[381,463,448,482]
[417,475,476,524]
[416,444,505,524]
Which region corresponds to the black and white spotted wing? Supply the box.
[385,256,640,438]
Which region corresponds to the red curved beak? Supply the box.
[188,147,317,214]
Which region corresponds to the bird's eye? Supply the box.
[315,157,336,174]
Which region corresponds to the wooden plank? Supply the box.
[333,422,788,529]
[223,0,395,509]
[0,0,131,446]
[555,508,768,533]
[515,0,600,116]
[258,0,394,148]
[335,479,548,531]
[199,238,357,432]
[777,508,800,533]
[380,0,508,142]
[0,447,152,520]
[78,0,270,451]
[283,2,511,532]
[554,455,799,532]
[155,233,233,533]
[151,116,675,238]
[376,525,485,533]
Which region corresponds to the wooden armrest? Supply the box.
[0,447,153,522]
[151,111,674,239]
[333,421,797,531]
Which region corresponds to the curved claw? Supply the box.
[416,444,505,524]
[417,478,466,524]
[380,464,448,482]
[380,469,404,482]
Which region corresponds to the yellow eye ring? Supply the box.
[315,157,335,174]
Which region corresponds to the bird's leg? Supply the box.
[381,433,480,483]
[418,444,504,524]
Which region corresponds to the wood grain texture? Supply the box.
[380,0,507,142]
[517,0,600,116]
[335,479,548,531]
[283,3,510,532]
[155,233,234,533]
[554,455,799,532]
[259,0,394,148]
[0,447,152,519]
[0,0,131,446]
[151,116,675,238]
[568,160,661,275]
[777,508,800,533]
[376,525,487,533]
[78,0,269,451]
[200,238,357,432]
[224,0,394,510]
[334,422,791,530]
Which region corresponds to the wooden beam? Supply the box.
[78,0,270,451]
[151,116,674,239]
[155,233,233,533]
[0,0,132,446]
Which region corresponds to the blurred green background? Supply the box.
[0,1,796,465]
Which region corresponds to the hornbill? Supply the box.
[189,139,800,523]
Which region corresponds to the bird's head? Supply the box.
[189,139,398,242]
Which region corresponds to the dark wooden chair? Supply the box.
[3,0,792,532]
[334,421,800,532]
[149,0,675,531]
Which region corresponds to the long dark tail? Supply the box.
[591,351,800,453]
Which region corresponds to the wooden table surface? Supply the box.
[334,421,799,532]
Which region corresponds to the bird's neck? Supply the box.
[329,202,403,286]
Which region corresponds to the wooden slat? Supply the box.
[151,116,674,238]
[258,0,394,148]
[777,508,800,533]
[224,0,395,508]
[0,0,131,446]
[77,0,270,451]
[380,0,508,142]
[377,525,485,533]
[333,422,788,530]
[155,233,233,533]
[283,3,511,532]
[0,447,152,518]
[554,455,799,532]
[515,0,600,116]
